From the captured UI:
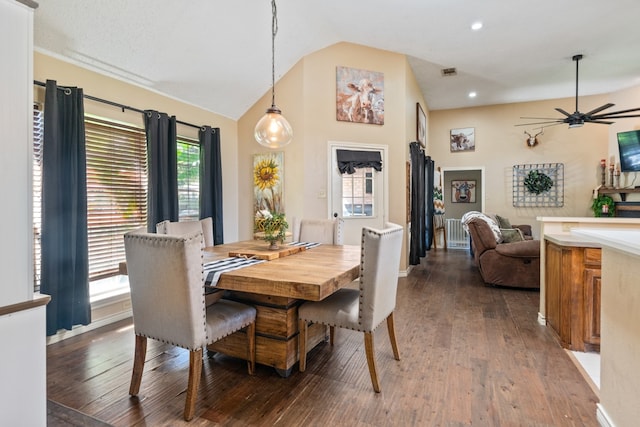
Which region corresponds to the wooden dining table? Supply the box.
[204,240,361,377]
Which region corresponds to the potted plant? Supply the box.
[261,212,288,249]
[591,194,615,217]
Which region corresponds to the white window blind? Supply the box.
[33,106,43,292]
[85,116,147,280]
[177,137,200,221]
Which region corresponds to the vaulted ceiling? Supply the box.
[34,0,640,120]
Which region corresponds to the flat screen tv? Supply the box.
[617,130,640,172]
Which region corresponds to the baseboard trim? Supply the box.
[596,404,615,427]
[537,311,546,325]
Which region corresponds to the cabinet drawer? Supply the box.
[584,248,602,266]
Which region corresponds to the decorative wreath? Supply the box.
[524,170,553,194]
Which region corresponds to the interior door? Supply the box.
[329,143,387,245]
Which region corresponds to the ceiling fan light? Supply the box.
[255,106,293,148]
[568,121,584,128]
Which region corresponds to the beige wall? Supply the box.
[34,47,640,262]
[238,42,426,269]
[428,95,640,237]
[33,52,242,242]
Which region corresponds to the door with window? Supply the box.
[329,143,387,245]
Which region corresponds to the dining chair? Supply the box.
[298,222,403,392]
[156,217,214,247]
[291,217,344,244]
[124,229,256,421]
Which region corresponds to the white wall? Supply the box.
[0,0,34,306]
[0,1,47,426]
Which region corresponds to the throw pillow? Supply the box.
[495,214,512,229]
[500,228,524,243]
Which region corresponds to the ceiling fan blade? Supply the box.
[593,107,640,116]
[585,120,614,125]
[520,117,564,120]
[584,103,615,116]
[555,108,572,117]
[592,114,640,120]
[514,120,563,127]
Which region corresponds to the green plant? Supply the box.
[524,170,553,194]
[591,194,615,217]
[262,212,288,246]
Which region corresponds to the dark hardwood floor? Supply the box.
[46,248,599,426]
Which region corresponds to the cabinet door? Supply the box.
[583,267,601,350]
[545,242,563,340]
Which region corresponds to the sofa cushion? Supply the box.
[495,214,512,229]
[494,239,540,258]
[500,228,524,243]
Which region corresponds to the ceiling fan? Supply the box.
[518,54,640,128]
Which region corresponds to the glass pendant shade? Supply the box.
[254,105,293,149]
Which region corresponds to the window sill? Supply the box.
[90,275,130,304]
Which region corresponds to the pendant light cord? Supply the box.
[270,0,278,108]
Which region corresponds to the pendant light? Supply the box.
[255,0,293,149]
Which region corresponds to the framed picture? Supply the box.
[451,180,476,203]
[336,66,384,125]
[253,152,284,216]
[450,127,475,152]
[416,103,426,147]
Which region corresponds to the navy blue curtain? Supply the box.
[199,126,224,244]
[425,155,435,250]
[336,149,383,174]
[144,110,178,232]
[409,142,434,265]
[41,80,91,336]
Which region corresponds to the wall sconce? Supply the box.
[254,0,293,149]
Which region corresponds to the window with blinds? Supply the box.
[34,112,201,286]
[177,137,200,221]
[85,116,148,280]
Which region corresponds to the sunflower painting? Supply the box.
[253,152,284,217]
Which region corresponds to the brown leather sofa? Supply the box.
[465,217,540,289]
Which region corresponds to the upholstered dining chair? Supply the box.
[291,217,344,244]
[156,217,214,247]
[298,223,403,392]
[124,229,256,421]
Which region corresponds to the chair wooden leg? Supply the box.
[364,331,381,393]
[129,335,147,396]
[386,312,401,361]
[246,322,256,375]
[329,325,335,345]
[184,348,203,421]
[298,319,308,372]
[443,227,448,251]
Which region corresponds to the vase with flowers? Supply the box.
[258,212,288,250]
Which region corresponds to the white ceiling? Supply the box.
[33,0,640,120]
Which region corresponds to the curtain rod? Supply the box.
[33,80,207,131]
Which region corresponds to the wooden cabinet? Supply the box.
[545,239,601,352]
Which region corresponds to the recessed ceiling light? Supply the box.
[469,92,477,98]
[471,21,483,31]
